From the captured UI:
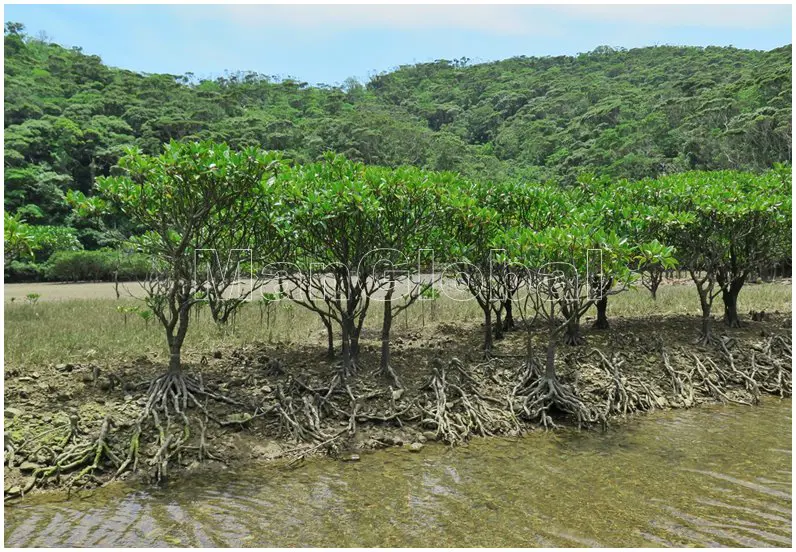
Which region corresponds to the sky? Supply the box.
[3,3,792,86]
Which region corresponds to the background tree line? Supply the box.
[3,21,792,281]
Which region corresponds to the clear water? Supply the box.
[5,399,791,547]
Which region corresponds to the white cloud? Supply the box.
[195,5,555,35]
[177,3,789,40]
[554,5,791,29]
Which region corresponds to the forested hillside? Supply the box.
[3,21,792,275]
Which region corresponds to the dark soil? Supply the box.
[4,312,792,502]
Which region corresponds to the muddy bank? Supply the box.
[4,313,792,501]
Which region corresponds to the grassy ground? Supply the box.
[4,279,791,369]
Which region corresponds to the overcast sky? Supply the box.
[4,3,792,85]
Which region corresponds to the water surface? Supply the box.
[5,399,791,547]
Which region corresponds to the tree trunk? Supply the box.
[722,277,744,328]
[494,306,504,340]
[168,343,182,374]
[524,325,534,370]
[380,281,395,376]
[644,268,662,300]
[351,322,362,361]
[322,316,334,357]
[545,335,557,379]
[483,304,493,356]
[564,311,583,346]
[503,298,514,331]
[593,296,609,329]
[699,296,713,343]
[349,296,367,364]
[340,315,353,374]
[701,306,712,341]
[167,303,190,375]
[691,270,716,345]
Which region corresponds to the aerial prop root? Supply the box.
[753,335,792,397]
[418,362,466,444]
[5,414,80,470]
[718,340,760,399]
[381,362,403,389]
[5,415,121,499]
[695,329,729,348]
[563,332,586,347]
[690,353,751,406]
[113,371,246,484]
[142,371,240,420]
[517,372,603,430]
[419,358,519,444]
[586,348,659,415]
[7,370,274,497]
[660,345,695,407]
[274,383,327,443]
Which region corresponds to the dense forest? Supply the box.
[3,21,792,280]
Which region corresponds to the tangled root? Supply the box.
[690,354,752,405]
[32,369,247,489]
[419,358,519,444]
[514,365,602,429]
[143,371,239,419]
[660,345,695,407]
[6,415,121,500]
[273,379,349,454]
[277,377,376,464]
[117,369,247,484]
[656,334,790,410]
[275,370,417,464]
[695,327,734,348]
[750,335,792,397]
[718,340,759,398]
[563,332,586,347]
[588,349,658,416]
[7,330,791,500]
[274,384,322,443]
[381,363,403,389]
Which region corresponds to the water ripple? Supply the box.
[5,399,791,547]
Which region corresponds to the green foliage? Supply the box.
[3,211,35,262]
[92,140,283,261]
[44,248,151,282]
[3,210,81,263]
[73,139,285,369]
[4,260,46,282]
[3,20,791,342]
[421,287,441,300]
[137,308,154,327]
[116,304,140,325]
[25,224,82,260]
[4,23,791,245]
[647,169,792,277]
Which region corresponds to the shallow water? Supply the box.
[5,399,792,547]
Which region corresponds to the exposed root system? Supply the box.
[751,335,793,397]
[4,319,791,501]
[513,354,603,429]
[417,358,519,443]
[5,415,120,500]
[589,349,659,416]
[143,371,240,418]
